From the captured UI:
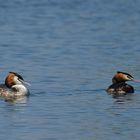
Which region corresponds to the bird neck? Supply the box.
[12,84,28,95]
[112,77,126,84]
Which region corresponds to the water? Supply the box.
[0,0,140,139]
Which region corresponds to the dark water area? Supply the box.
[0,0,140,139]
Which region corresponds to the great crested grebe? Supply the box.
[0,72,30,98]
[106,71,139,96]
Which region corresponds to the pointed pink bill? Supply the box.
[19,79,31,86]
[132,79,140,83]
[23,81,31,86]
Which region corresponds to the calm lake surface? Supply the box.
[0,0,140,139]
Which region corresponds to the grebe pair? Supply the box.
[0,72,29,99]
[0,71,138,98]
[107,71,139,96]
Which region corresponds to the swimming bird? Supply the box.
[106,71,139,96]
[0,72,30,98]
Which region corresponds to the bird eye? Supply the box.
[127,75,133,79]
[17,77,22,82]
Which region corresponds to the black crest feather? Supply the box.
[9,72,24,80]
[117,71,133,78]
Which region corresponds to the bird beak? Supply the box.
[132,79,140,83]
[19,79,31,86]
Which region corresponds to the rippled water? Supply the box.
[0,0,140,139]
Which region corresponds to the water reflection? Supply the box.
[113,94,134,104]
[5,96,29,106]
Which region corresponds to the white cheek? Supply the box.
[14,77,22,84]
[124,75,129,80]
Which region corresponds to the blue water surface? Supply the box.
[0,0,140,140]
